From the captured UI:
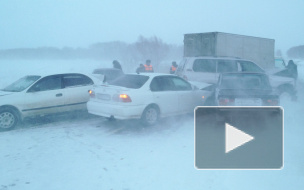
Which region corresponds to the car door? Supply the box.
[170,76,196,113]
[24,74,65,116]
[187,58,217,84]
[150,76,179,117]
[62,74,94,112]
[216,60,238,80]
[237,60,265,73]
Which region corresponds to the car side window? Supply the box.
[192,59,216,73]
[150,76,175,92]
[217,60,238,73]
[63,74,93,88]
[28,75,62,92]
[170,77,192,91]
[238,61,264,73]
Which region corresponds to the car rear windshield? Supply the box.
[93,69,123,81]
[110,74,149,89]
[220,75,271,90]
[2,75,41,92]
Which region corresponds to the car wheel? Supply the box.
[141,105,159,126]
[0,109,19,131]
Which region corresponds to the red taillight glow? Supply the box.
[113,94,132,102]
[219,98,235,106]
[88,90,95,98]
[120,94,132,102]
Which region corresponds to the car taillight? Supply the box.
[119,94,132,102]
[219,98,235,106]
[113,94,132,102]
[88,90,95,98]
[263,99,279,106]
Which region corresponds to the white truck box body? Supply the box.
[184,32,275,69]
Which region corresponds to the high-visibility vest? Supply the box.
[171,66,177,71]
[144,64,153,71]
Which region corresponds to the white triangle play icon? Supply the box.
[225,123,254,153]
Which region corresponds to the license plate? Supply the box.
[235,98,262,106]
[97,93,111,101]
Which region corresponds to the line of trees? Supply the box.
[0,36,183,67]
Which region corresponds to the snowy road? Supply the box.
[1,60,304,190]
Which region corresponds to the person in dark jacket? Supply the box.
[136,64,145,73]
[286,60,298,81]
[113,60,122,70]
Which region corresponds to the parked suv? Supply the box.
[175,56,296,98]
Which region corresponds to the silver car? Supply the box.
[0,72,99,131]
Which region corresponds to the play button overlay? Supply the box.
[225,123,254,153]
[195,107,283,169]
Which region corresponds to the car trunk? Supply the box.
[90,84,130,104]
[218,89,279,106]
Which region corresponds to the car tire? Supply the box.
[0,108,19,131]
[141,105,159,126]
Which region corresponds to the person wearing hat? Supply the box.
[170,61,178,74]
[136,63,145,73]
[144,59,154,72]
[286,59,298,87]
[112,60,122,70]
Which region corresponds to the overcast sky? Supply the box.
[0,0,303,52]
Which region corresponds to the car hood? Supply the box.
[266,68,286,75]
[268,75,294,88]
[188,81,213,90]
[0,91,15,97]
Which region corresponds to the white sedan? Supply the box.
[87,73,212,125]
[0,72,99,131]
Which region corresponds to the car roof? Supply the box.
[220,72,268,76]
[22,72,97,79]
[126,72,176,77]
[93,68,122,72]
[184,56,254,62]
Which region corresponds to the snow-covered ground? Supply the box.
[0,60,304,190]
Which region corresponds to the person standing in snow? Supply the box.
[136,64,146,73]
[113,60,122,70]
[286,60,298,84]
[170,61,178,74]
[144,60,154,72]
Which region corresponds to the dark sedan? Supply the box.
[214,73,280,106]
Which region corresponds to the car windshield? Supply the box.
[2,75,41,92]
[275,58,286,69]
[110,74,149,89]
[219,74,271,90]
